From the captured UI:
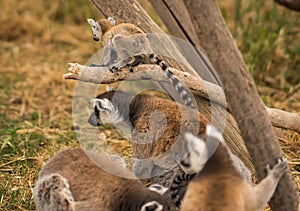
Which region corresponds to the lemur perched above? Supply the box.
[176,125,288,211]
[87,17,196,109]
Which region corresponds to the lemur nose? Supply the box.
[93,36,100,41]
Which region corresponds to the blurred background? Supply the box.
[0,0,299,210]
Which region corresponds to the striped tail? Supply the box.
[170,172,196,207]
[149,54,197,109]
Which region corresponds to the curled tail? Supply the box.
[149,54,197,109]
[170,172,196,207]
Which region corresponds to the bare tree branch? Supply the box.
[63,63,300,134]
[267,108,300,133]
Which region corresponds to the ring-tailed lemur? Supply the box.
[170,173,195,207]
[87,88,252,206]
[87,17,196,109]
[170,137,252,207]
[175,125,288,211]
[86,18,251,206]
[34,147,170,211]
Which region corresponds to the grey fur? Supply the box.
[180,126,289,211]
[34,147,170,211]
[88,19,196,109]
[87,91,251,208]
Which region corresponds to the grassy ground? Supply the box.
[0,0,299,210]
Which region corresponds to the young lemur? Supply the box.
[87,17,196,108]
[34,147,170,211]
[175,125,288,211]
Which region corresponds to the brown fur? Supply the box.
[34,147,170,211]
[97,19,144,46]
[96,90,209,160]
[181,143,249,210]
[181,135,288,211]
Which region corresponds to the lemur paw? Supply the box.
[266,158,289,178]
[108,61,127,72]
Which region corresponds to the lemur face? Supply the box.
[87,18,102,41]
[179,133,208,174]
[180,126,221,174]
[88,98,115,126]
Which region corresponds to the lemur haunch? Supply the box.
[178,125,289,211]
[34,147,170,211]
[87,18,196,108]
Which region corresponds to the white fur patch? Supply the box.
[95,98,114,112]
[105,85,114,92]
[184,133,209,173]
[148,184,168,195]
[140,201,163,211]
[206,125,223,142]
[90,98,123,124]
[108,17,116,26]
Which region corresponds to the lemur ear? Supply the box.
[90,98,114,112]
[184,133,206,155]
[105,85,114,92]
[107,17,116,26]
[206,125,223,142]
[184,133,209,173]
[148,184,168,195]
[87,18,100,31]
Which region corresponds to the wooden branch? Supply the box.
[267,108,300,133]
[181,0,299,210]
[274,0,300,11]
[63,63,300,134]
[89,0,195,76]
[64,61,254,173]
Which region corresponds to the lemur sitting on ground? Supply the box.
[173,125,288,210]
[34,147,170,211]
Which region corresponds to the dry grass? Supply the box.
[0,0,299,210]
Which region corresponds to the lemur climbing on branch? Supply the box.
[87,17,196,109]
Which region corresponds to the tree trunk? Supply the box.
[180,0,299,210]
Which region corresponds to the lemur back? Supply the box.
[34,147,170,211]
[89,90,208,160]
[87,18,196,108]
[179,126,288,211]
